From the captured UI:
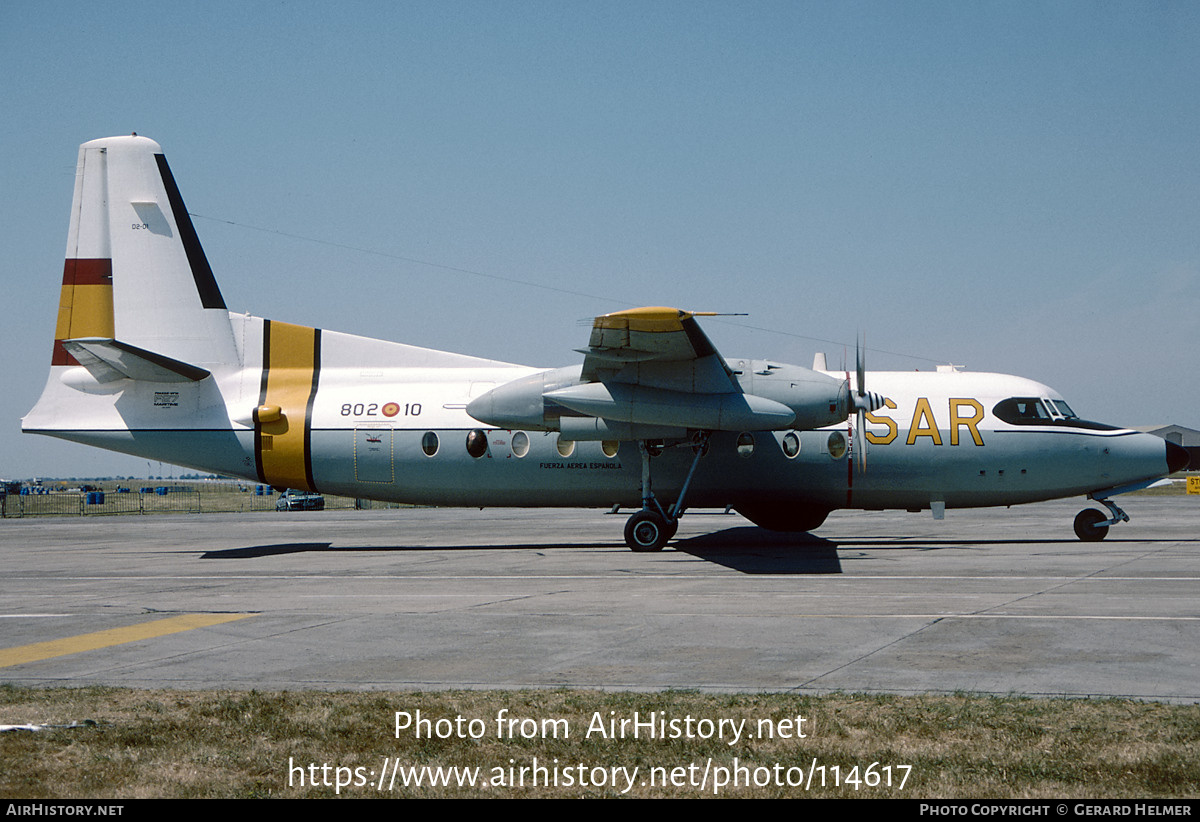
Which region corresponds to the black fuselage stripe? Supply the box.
[255,320,271,484]
[304,330,322,491]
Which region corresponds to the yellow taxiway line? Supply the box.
[0,613,254,668]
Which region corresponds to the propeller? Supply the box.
[852,336,885,472]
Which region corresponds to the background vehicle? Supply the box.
[275,489,325,511]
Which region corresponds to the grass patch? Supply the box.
[2,686,1197,798]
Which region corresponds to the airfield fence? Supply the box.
[0,482,404,518]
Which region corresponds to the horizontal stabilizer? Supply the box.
[61,338,211,384]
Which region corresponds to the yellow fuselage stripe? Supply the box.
[259,321,319,491]
[0,613,253,668]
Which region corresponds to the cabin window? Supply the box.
[602,441,619,458]
[511,431,529,458]
[827,431,847,459]
[466,429,488,459]
[736,432,755,458]
[781,431,801,458]
[556,437,575,458]
[421,431,439,457]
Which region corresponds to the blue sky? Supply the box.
[3,1,1198,477]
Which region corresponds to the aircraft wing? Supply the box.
[550,307,797,431]
[577,307,737,392]
[467,306,848,434]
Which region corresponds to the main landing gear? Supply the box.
[1074,496,1130,542]
[623,432,709,552]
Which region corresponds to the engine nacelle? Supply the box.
[732,360,853,429]
[465,365,582,431]
[545,382,797,431]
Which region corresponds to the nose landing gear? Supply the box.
[1074,496,1130,542]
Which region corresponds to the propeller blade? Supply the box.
[856,335,866,401]
[844,335,884,473]
[854,335,872,473]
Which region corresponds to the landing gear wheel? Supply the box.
[1074,508,1109,542]
[625,510,671,552]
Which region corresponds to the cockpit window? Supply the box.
[992,397,1119,431]
[993,397,1052,424]
[1050,400,1077,419]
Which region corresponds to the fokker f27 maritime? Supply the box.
[23,136,1189,550]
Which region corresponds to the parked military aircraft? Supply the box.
[23,136,1189,550]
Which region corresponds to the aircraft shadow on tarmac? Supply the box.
[202,543,336,559]
[199,541,618,559]
[664,528,1193,573]
[668,527,843,573]
[199,529,1191,571]
[200,529,845,573]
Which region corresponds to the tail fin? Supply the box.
[52,135,238,370]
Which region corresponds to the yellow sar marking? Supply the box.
[868,397,986,447]
[865,398,899,445]
[906,398,942,445]
[950,398,985,446]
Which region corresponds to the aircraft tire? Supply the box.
[663,518,678,542]
[625,510,670,552]
[1073,508,1109,542]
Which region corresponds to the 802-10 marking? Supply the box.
[340,402,422,418]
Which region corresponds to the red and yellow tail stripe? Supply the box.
[52,259,114,365]
[255,320,322,491]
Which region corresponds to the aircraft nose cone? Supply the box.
[1165,440,1190,473]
